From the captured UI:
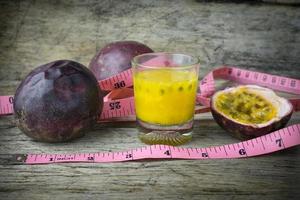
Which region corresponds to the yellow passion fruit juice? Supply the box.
[134,69,198,125]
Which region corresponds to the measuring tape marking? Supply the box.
[99,96,135,120]
[0,95,14,116]
[197,66,300,107]
[20,124,300,164]
[224,66,300,94]
[98,69,133,91]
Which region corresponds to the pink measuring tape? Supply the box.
[196,67,300,108]
[99,66,300,120]
[1,66,300,164]
[1,66,300,119]
[15,124,300,164]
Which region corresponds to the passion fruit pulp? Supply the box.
[211,85,293,139]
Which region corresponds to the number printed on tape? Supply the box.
[0,95,14,115]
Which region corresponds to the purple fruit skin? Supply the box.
[89,41,153,80]
[211,106,293,140]
[14,60,103,142]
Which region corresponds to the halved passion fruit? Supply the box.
[211,85,293,140]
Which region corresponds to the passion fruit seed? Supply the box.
[211,85,293,139]
[215,88,277,124]
[178,86,184,91]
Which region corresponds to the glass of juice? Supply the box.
[132,53,199,146]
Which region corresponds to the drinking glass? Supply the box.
[132,53,199,145]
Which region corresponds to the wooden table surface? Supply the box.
[1,0,300,199]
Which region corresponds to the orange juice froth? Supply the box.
[134,69,198,125]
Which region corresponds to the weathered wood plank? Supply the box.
[0,113,299,199]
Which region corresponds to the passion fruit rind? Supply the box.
[14,60,102,142]
[211,85,293,140]
[89,41,154,80]
[211,109,292,140]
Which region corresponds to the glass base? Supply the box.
[137,119,193,146]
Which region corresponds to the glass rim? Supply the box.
[131,52,200,70]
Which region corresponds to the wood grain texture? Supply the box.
[0,0,300,199]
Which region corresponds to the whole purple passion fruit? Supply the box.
[89,41,154,80]
[14,60,102,142]
[211,85,293,140]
